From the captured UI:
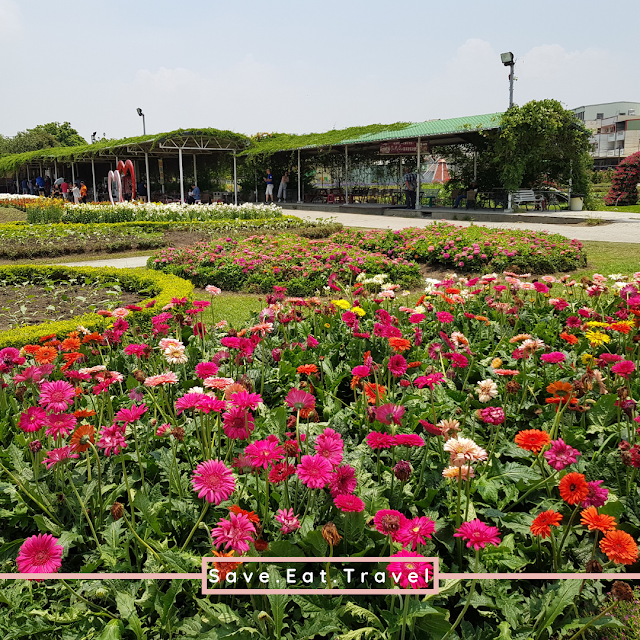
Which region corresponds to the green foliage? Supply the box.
[0,122,85,157]
[0,266,193,347]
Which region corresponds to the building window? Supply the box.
[629,109,636,115]
[596,112,604,119]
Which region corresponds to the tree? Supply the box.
[33,122,86,147]
[604,151,640,205]
[0,122,86,156]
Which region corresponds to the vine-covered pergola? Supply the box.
[0,128,250,203]
[242,113,503,206]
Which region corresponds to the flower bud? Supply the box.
[394,460,412,482]
[321,522,342,547]
[111,502,124,521]
[29,439,42,453]
[612,580,634,602]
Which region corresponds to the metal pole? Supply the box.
[178,147,185,204]
[91,158,97,202]
[142,114,146,135]
[71,162,75,184]
[193,154,197,186]
[144,152,151,202]
[473,149,477,181]
[254,169,258,203]
[509,62,514,108]
[54,160,58,181]
[415,137,421,210]
[297,149,301,203]
[345,145,349,204]
[567,159,572,211]
[233,155,238,205]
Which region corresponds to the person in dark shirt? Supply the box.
[263,168,274,204]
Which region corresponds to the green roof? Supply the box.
[0,128,251,174]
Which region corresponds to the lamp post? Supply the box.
[500,52,515,109]
[136,108,146,135]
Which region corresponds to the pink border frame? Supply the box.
[201,556,440,595]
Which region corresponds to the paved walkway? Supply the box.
[52,208,640,269]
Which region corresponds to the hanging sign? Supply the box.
[380,141,418,155]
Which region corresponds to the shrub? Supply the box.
[604,151,640,206]
[0,266,193,348]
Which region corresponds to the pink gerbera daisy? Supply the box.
[366,431,395,450]
[204,376,234,390]
[296,454,333,489]
[16,533,64,575]
[275,508,301,534]
[228,390,263,411]
[387,551,431,589]
[454,519,501,550]
[97,424,127,457]
[44,412,77,438]
[285,388,315,412]
[328,464,358,497]
[195,361,219,379]
[38,380,75,413]
[374,509,408,541]
[211,513,255,553]
[114,403,148,424]
[245,438,285,469]
[222,406,255,440]
[375,404,405,426]
[611,360,636,379]
[394,434,425,448]
[41,445,79,470]
[398,516,436,550]
[144,372,179,387]
[18,406,47,433]
[191,459,236,504]
[581,480,609,508]
[314,428,344,466]
[540,352,566,365]
[388,355,408,377]
[334,494,365,512]
[351,365,371,378]
[543,438,581,471]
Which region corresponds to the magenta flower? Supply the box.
[544,438,581,470]
[195,361,219,378]
[114,403,148,424]
[366,431,395,449]
[222,406,255,440]
[38,380,75,413]
[307,335,319,348]
[436,311,454,323]
[446,352,469,368]
[388,355,408,377]
[16,533,63,575]
[375,404,405,426]
[414,372,445,389]
[328,464,358,497]
[191,459,236,504]
[581,480,609,508]
[211,513,256,553]
[124,343,149,358]
[479,406,505,425]
[351,365,371,378]
[565,316,582,328]
[275,508,301,534]
[229,390,263,411]
[41,445,79,469]
[454,519,501,550]
[44,412,77,438]
[314,428,344,466]
[18,406,47,433]
[97,424,127,457]
[540,352,566,364]
[296,454,333,489]
[245,438,285,469]
[398,516,436,550]
[373,509,408,541]
[175,393,208,415]
[611,360,636,379]
[334,494,365,512]
[394,434,425,447]
[285,388,315,412]
[14,364,54,384]
[386,551,431,589]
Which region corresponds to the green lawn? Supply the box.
[0,206,26,223]
[573,241,640,278]
[200,289,264,328]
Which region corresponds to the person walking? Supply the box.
[277,171,289,203]
[403,165,417,209]
[263,168,274,204]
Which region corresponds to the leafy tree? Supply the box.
[33,122,86,147]
[0,121,85,156]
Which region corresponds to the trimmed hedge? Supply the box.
[0,266,194,348]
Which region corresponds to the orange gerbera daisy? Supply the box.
[388,337,411,353]
[559,472,590,505]
[23,344,40,355]
[34,346,58,364]
[212,550,242,582]
[580,507,617,534]
[297,364,318,375]
[350,376,361,390]
[559,332,579,345]
[509,333,532,344]
[60,337,81,351]
[514,429,551,453]
[39,334,58,343]
[407,361,422,368]
[599,529,639,565]
[61,352,85,371]
[364,382,386,404]
[474,315,490,325]
[547,381,573,399]
[82,332,103,344]
[74,408,97,418]
[530,510,563,539]
[228,505,260,524]
[70,424,95,453]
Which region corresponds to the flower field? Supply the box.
[1,268,639,638]
[148,224,587,295]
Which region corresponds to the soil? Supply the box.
[0,284,145,330]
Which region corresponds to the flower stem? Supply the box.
[181,502,209,551]
[60,580,117,619]
[64,466,102,553]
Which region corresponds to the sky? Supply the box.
[2,0,639,142]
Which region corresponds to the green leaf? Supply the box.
[160,580,184,629]
[495,621,513,640]
[32,514,62,537]
[342,601,383,629]
[115,591,136,619]
[267,565,288,638]
[98,619,124,640]
[533,580,581,635]
[126,614,147,640]
[334,628,382,640]
[295,611,342,639]
[587,394,617,432]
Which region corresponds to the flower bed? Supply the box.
[332,224,586,273]
[0,266,193,348]
[148,233,422,294]
[0,270,639,636]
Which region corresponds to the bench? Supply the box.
[420,189,440,207]
[512,189,544,210]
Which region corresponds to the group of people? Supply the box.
[263,169,289,204]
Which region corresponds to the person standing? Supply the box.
[21,178,28,194]
[61,179,69,201]
[403,165,417,209]
[80,181,88,203]
[263,168,274,204]
[277,171,289,203]
[72,182,81,204]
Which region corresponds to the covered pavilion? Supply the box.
[0,128,250,203]
[244,112,504,207]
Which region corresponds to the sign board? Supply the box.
[158,159,165,184]
[380,141,418,155]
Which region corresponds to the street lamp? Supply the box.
[91,132,97,144]
[500,52,515,109]
[137,108,146,135]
